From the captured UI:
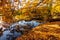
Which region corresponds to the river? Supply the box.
[0,20,41,40]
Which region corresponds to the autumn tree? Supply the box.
[1,0,57,23]
[1,0,14,24]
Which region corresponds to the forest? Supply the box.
[0,0,60,40]
[0,0,60,23]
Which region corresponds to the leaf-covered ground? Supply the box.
[16,21,60,40]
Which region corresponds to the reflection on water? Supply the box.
[0,20,40,40]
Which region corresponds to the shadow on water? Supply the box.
[0,20,42,40]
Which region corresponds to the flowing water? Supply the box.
[0,20,41,40]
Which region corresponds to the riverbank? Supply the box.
[16,21,60,40]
